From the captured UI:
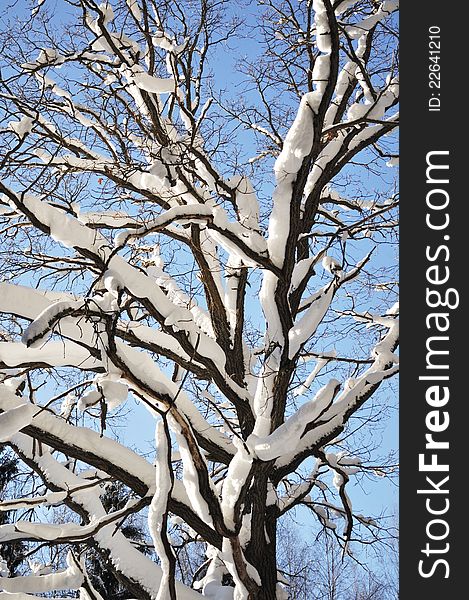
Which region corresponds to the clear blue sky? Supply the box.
[7,0,399,576]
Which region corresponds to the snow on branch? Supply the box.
[22,299,85,349]
[0,342,100,371]
[148,418,176,600]
[0,551,83,594]
[276,311,399,471]
[248,379,340,461]
[3,434,201,600]
[0,401,39,443]
[0,385,163,498]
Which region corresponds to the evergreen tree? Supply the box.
[0,448,27,576]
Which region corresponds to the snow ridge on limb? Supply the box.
[276,312,399,471]
[0,402,38,443]
[268,92,320,269]
[3,434,201,600]
[0,239,239,468]
[22,299,85,349]
[0,184,239,382]
[0,385,220,546]
[148,420,176,600]
[249,379,340,462]
[289,252,373,359]
[0,551,83,594]
[0,384,158,493]
[114,204,215,247]
[0,342,101,371]
[112,341,235,458]
[148,419,176,600]
[221,437,254,531]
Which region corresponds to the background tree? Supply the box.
[0,447,28,577]
[277,523,398,600]
[0,0,398,599]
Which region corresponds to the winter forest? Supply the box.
[0,0,399,599]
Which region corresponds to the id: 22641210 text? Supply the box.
[428,26,441,112]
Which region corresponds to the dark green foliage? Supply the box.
[0,447,27,576]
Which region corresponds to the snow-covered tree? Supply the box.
[0,0,398,598]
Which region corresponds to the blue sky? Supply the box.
[10,0,399,514]
[5,0,399,576]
